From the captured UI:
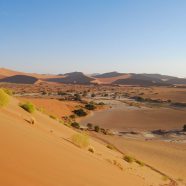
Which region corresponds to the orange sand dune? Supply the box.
[93,74,131,84]
[0,67,63,80]
[0,97,170,186]
[18,97,81,118]
[92,133,186,184]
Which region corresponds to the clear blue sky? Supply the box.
[0,0,186,77]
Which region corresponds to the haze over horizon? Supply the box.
[0,0,186,77]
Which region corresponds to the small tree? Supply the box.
[94,125,100,132]
[87,123,93,130]
[85,103,96,110]
[183,124,186,132]
[71,122,80,129]
[73,109,87,117]
[74,93,81,101]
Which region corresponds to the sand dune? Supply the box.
[0,96,171,186]
[0,68,62,80]
[92,74,130,84]
[92,133,186,184]
[18,97,81,118]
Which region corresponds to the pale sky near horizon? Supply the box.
[0,0,186,77]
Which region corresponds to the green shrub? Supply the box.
[94,125,100,132]
[123,155,134,163]
[71,122,80,129]
[85,103,96,110]
[0,89,10,107]
[20,102,35,113]
[87,123,93,130]
[74,93,82,101]
[2,88,13,96]
[69,114,76,119]
[135,160,144,166]
[73,109,87,117]
[71,133,90,148]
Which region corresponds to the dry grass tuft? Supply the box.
[71,133,90,148]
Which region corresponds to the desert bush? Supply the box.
[2,88,13,96]
[0,89,10,107]
[91,93,96,97]
[85,103,96,110]
[162,176,169,181]
[98,102,105,105]
[94,125,100,132]
[71,122,80,129]
[58,91,67,96]
[135,160,144,166]
[123,155,134,163]
[50,115,57,120]
[71,133,90,148]
[103,93,108,97]
[88,147,94,153]
[106,144,116,150]
[87,123,93,130]
[20,102,35,113]
[183,124,186,132]
[69,114,76,119]
[73,109,87,117]
[74,93,82,101]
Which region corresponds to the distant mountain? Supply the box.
[93,72,124,78]
[136,74,176,81]
[46,72,94,84]
[0,75,6,79]
[0,75,38,84]
[112,74,186,86]
[112,78,170,86]
[0,67,185,86]
[166,78,186,84]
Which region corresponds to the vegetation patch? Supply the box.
[183,124,186,132]
[123,155,134,163]
[162,176,169,181]
[71,122,80,129]
[88,147,94,153]
[94,125,100,132]
[87,123,93,130]
[49,115,57,120]
[71,133,90,148]
[0,89,10,108]
[20,102,35,113]
[106,144,116,151]
[2,88,13,96]
[135,160,144,166]
[73,109,87,117]
[85,103,96,110]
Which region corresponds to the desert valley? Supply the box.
[0,67,186,186]
[1,1,186,185]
